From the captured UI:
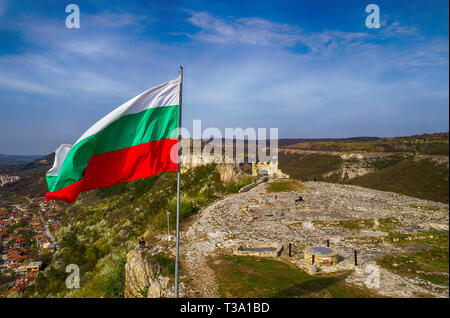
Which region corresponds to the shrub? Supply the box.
[226,176,254,193]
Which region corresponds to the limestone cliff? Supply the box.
[124,247,174,298]
[0,175,21,187]
[180,152,256,185]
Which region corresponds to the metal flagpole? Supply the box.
[174,66,183,298]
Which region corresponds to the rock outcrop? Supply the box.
[180,152,251,184]
[124,247,174,298]
[0,175,21,187]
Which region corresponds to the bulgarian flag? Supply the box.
[45,77,180,203]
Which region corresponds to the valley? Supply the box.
[0,132,448,298]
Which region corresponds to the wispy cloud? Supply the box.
[187,11,303,46]
[186,11,370,54]
[184,10,436,58]
[381,21,418,36]
[0,73,56,95]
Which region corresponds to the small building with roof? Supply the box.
[26,261,43,273]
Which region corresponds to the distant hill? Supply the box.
[0,153,54,199]
[278,137,380,147]
[0,154,43,165]
[283,132,449,155]
[278,132,449,203]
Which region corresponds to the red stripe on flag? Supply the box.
[45,138,178,203]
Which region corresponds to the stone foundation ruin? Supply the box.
[233,243,283,258]
[303,246,339,266]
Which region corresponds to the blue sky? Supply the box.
[0,0,448,155]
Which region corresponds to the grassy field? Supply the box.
[347,158,449,203]
[208,255,380,298]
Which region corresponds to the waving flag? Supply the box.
[45,77,180,202]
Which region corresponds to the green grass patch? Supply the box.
[386,231,449,248]
[150,254,176,276]
[377,217,400,232]
[313,218,375,230]
[409,204,443,212]
[266,179,306,193]
[377,246,449,286]
[209,255,379,298]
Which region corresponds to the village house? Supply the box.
[8,271,36,294]
[51,223,60,234]
[33,234,50,249]
[43,242,57,251]
[26,261,43,273]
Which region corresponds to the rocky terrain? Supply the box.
[172,180,449,298]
